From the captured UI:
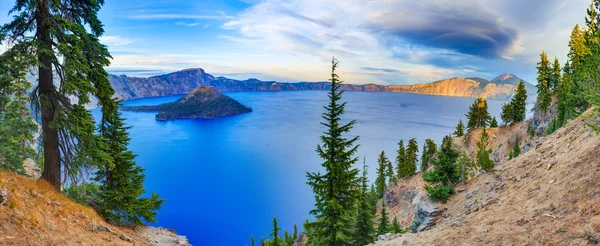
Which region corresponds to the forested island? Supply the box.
[122,86,252,121]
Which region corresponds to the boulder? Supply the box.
[0,189,7,206]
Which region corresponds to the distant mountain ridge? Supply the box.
[109,68,536,100]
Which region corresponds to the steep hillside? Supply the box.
[373,108,600,245]
[109,69,535,100]
[0,171,189,245]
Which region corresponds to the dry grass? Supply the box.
[0,170,149,245]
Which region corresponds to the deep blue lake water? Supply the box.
[93,91,512,245]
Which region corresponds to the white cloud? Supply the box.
[99,36,140,46]
[175,21,201,27]
[130,14,232,20]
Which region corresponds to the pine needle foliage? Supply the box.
[305,57,360,246]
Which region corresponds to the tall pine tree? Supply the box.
[306,57,360,246]
[1,0,116,189]
[94,105,164,226]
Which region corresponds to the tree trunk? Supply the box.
[36,0,61,190]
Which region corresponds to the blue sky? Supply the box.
[0,0,591,84]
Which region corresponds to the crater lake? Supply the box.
[92,91,518,245]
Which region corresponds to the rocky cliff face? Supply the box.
[109,69,536,100]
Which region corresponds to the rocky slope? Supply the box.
[371,108,600,245]
[109,69,536,100]
[122,86,252,121]
[0,170,190,245]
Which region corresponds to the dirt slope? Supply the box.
[0,171,189,245]
[374,108,600,245]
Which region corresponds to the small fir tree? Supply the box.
[95,105,164,226]
[423,136,460,202]
[352,159,376,246]
[405,138,419,176]
[509,135,521,160]
[536,51,553,114]
[395,140,407,179]
[391,216,402,234]
[490,117,499,128]
[466,98,491,129]
[420,139,436,173]
[454,119,465,137]
[292,225,298,242]
[377,201,390,235]
[476,128,494,171]
[269,217,282,246]
[284,231,293,246]
[552,57,562,92]
[375,151,389,198]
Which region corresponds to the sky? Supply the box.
[0,0,592,84]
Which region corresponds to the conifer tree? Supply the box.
[375,151,388,198]
[405,138,419,176]
[1,0,116,189]
[284,231,293,246]
[552,57,562,92]
[420,139,436,173]
[536,51,553,114]
[0,54,36,174]
[454,119,465,137]
[352,160,376,246]
[476,128,494,171]
[509,135,521,160]
[368,184,379,214]
[560,24,589,123]
[395,140,407,179]
[466,98,491,129]
[306,57,360,246]
[292,225,298,242]
[269,217,282,246]
[377,201,390,235]
[384,152,395,184]
[500,80,528,125]
[423,136,460,202]
[583,2,600,127]
[94,105,164,226]
[391,216,402,234]
[251,236,255,246]
[490,117,499,128]
[260,237,266,246]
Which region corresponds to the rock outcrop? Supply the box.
[109,69,536,100]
